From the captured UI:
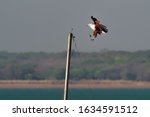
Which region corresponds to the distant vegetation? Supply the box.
[0,50,150,81]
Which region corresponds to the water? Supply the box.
[0,88,150,100]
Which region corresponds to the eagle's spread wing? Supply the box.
[101,24,108,33]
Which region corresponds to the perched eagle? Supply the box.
[88,16,108,39]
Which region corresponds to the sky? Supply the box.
[0,0,150,52]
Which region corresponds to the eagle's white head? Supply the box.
[88,23,95,31]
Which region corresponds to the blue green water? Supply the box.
[0,88,150,100]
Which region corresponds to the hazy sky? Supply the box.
[0,0,150,52]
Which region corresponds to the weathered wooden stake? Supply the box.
[64,33,73,100]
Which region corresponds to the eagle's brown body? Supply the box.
[89,16,108,38]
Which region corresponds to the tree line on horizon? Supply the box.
[0,50,150,81]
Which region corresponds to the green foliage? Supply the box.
[0,60,44,80]
[0,50,150,81]
[41,68,65,80]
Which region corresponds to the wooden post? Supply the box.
[64,33,73,100]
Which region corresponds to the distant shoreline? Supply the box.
[0,80,150,88]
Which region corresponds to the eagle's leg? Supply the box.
[89,32,93,38]
[89,32,95,41]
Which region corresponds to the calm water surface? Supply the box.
[0,88,150,100]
